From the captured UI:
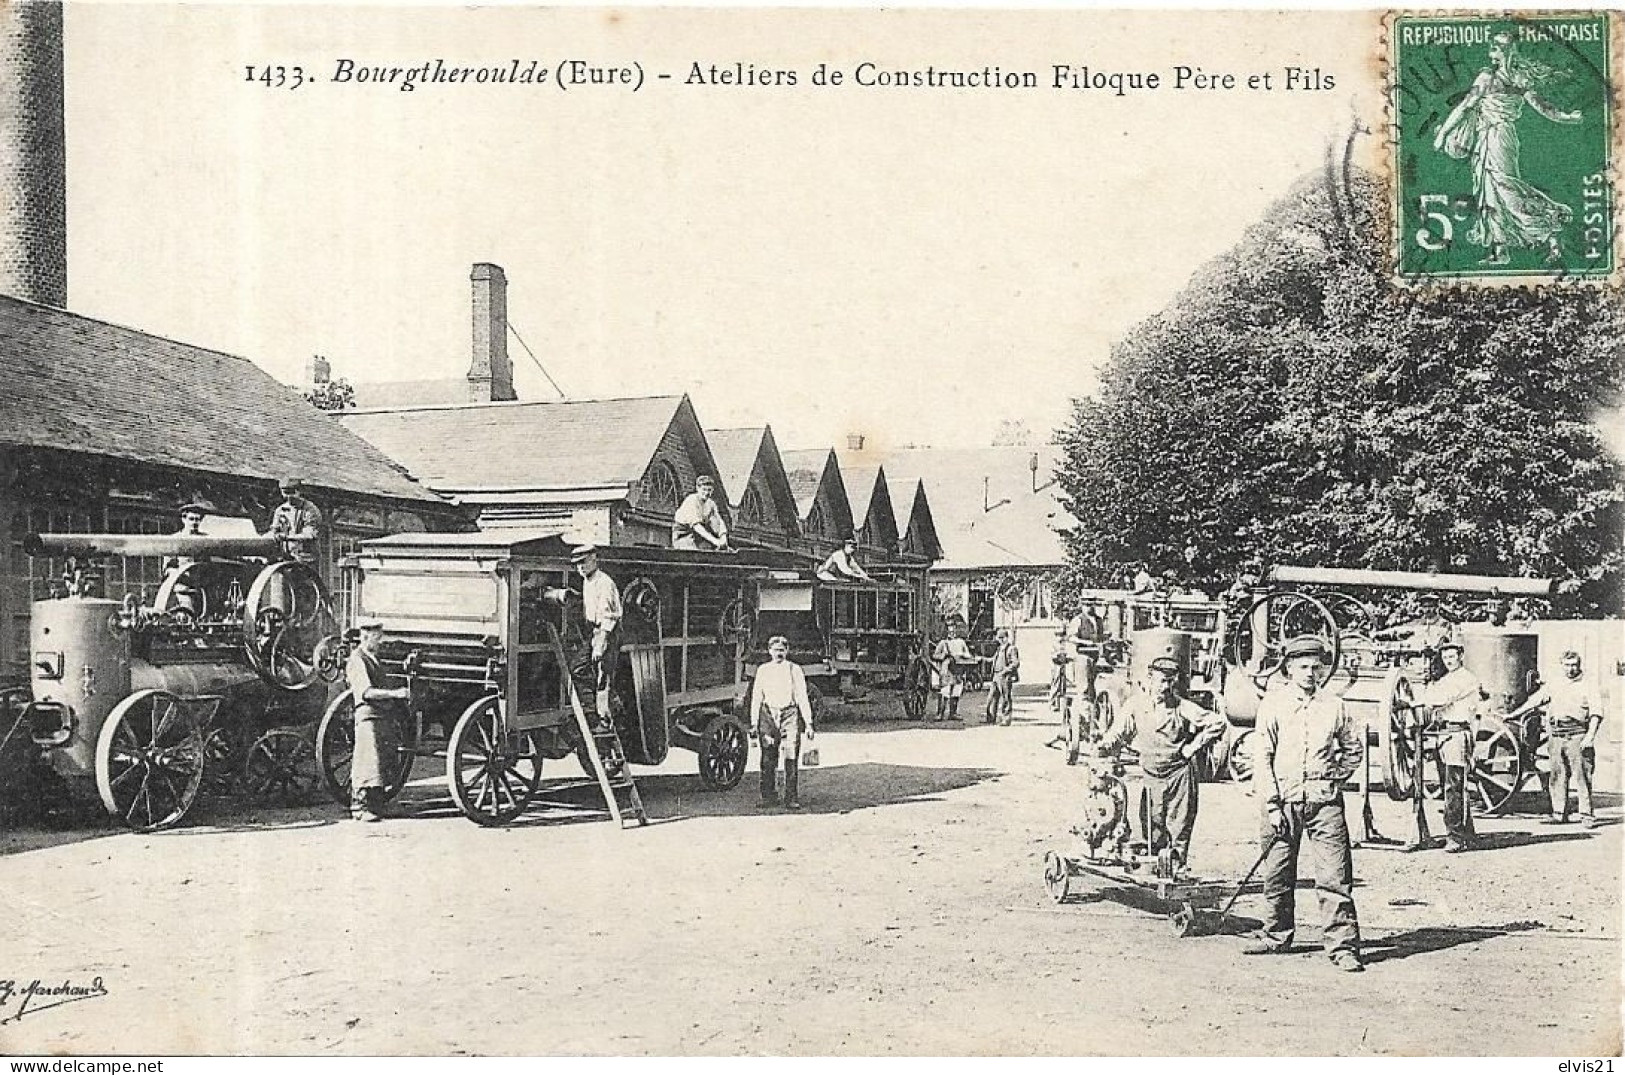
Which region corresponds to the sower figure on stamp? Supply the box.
[1097,655,1224,875]
[750,635,814,810]
[346,617,408,823]
[1506,649,1603,828]
[1245,635,1365,972]
[1422,640,1488,852]
[1432,31,1583,267]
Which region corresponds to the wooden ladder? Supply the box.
[547,623,648,828]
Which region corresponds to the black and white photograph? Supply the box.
[0,2,1619,1060]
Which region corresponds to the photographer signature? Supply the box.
[0,976,110,1025]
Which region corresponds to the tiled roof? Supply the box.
[0,294,441,503]
[870,445,1073,571]
[705,426,768,509]
[349,379,471,409]
[780,448,839,519]
[841,464,880,522]
[338,395,687,492]
[888,477,943,561]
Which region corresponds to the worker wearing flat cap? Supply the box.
[345,617,408,823]
[1421,640,1489,851]
[571,544,623,728]
[1098,653,1225,873]
[1246,635,1365,971]
[264,477,325,566]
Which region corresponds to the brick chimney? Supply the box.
[0,1,67,307]
[846,433,866,452]
[307,354,331,385]
[468,263,515,403]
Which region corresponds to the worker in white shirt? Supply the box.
[749,635,815,809]
[572,544,623,728]
[1506,650,1605,828]
[672,475,730,551]
[931,619,976,721]
[1422,641,1488,852]
[817,536,875,582]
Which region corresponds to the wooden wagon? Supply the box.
[315,530,800,825]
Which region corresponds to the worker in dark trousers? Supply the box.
[750,635,815,810]
[1422,641,1488,852]
[1098,655,1224,873]
[1245,635,1365,972]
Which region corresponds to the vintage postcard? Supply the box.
[0,3,1619,1062]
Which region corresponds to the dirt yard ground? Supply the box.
[1,689,1618,1057]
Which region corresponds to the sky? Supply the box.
[61,5,1381,454]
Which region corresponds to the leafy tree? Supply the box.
[1055,166,1624,616]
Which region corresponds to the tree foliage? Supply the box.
[304,377,356,412]
[1055,166,1624,616]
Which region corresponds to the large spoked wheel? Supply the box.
[1470,717,1526,816]
[152,562,212,620]
[902,662,930,721]
[698,714,749,791]
[1380,672,1413,800]
[446,695,542,827]
[1227,727,1255,783]
[717,597,756,649]
[96,689,206,831]
[198,720,249,799]
[242,728,320,804]
[1230,591,1343,689]
[243,561,337,691]
[315,692,415,806]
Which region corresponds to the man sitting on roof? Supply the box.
[672,474,730,551]
[816,536,875,583]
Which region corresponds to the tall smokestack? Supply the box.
[0,1,67,307]
[468,262,515,403]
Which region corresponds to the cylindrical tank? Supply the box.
[1222,671,1266,728]
[1100,601,1126,641]
[1131,628,1192,690]
[131,659,260,700]
[1458,628,1540,710]
[29,597,130,779]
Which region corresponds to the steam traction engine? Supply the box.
[19,533,339,830]
[1222,566,1556,816]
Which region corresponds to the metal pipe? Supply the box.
[1264,565,1554,597]
[26,533,281,559]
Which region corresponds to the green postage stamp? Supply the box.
[1389,11,1617,285]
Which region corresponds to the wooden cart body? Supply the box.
[339,531,802,813]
